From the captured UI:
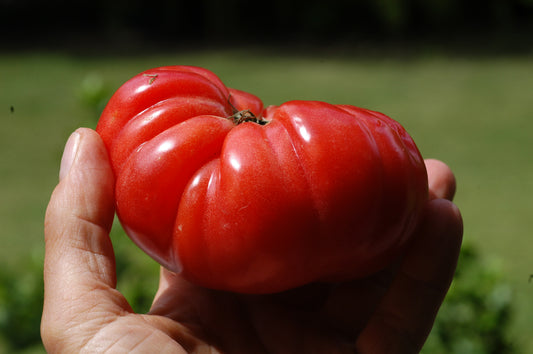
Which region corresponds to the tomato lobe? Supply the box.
[96,65,428,294]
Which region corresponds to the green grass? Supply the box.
[1,48,532,352]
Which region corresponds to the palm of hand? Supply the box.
[62,268,399,353]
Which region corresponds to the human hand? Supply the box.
[42,128,462,353]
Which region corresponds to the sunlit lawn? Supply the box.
[1,47,532,352]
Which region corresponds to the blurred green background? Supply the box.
[1,0,533,352]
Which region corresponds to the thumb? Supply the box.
[42,128,129,351]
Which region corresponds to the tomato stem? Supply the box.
[227,94,268,125]
[229,110,269,125]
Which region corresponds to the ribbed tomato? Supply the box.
[96,65,428,294]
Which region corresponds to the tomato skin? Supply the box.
[97,66,428,294]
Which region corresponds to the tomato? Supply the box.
[96,65,428,294]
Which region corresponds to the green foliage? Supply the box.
[111,226,160,314]
[423,242,516,354]
[77,72,113,117]
[0,252,44,352]
[0,240,518,353]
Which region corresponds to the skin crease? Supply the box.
[42,128,463,353]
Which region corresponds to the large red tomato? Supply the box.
[96,65,428,294]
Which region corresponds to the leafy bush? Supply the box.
[0,251,44,352]
[0,233,517,352]
[422,242,516,354]
[78,73,113,117]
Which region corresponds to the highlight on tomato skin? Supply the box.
[96,65,428,294]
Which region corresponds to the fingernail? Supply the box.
[59,131,81,181]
